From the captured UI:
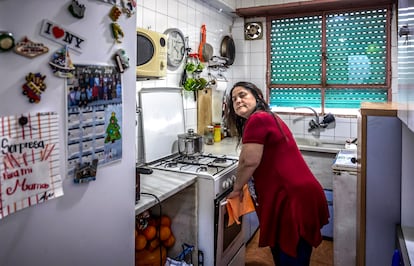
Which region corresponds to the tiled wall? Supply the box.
[135,0,397,163]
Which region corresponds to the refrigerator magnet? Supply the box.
[22,72,47,104]
[111,22,124,43]
[14,37,49,58]
[68,0,86,19]
[114,49,129,73]
[49,45,75,78]
[121,0,136,17]
[109,5,122,21]
[74,159,98,183]
[0,31,15,52]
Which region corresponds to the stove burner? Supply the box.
[165,162,178,168]
[196,166,208,172]
[213,157,228,164]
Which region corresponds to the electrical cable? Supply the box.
[139,192,163,266]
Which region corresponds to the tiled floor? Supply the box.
[245,229,333,266]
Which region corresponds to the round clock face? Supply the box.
[164,28,186,69]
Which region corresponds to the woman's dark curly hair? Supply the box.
[224,81,273,144]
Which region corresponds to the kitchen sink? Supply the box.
[295,137,345,153]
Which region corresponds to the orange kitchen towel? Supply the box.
[226,184,256,226]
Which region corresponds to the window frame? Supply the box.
[265,4,393,114]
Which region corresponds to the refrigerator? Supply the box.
[0,1,137,265]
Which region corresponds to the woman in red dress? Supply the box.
[225,81,329,266]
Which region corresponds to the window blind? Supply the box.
[269,8,389,109]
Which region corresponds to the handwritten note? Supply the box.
[0,112,63,219]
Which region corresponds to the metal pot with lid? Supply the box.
[178,129,204,156]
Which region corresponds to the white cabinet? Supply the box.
[333,170,357,266]
[357,103,402,266]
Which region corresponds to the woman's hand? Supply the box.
[227,188,244,202]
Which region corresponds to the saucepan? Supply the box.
[177,129,204,156]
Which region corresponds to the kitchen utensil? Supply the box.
[198,25,213,62]
[220,35,235,65]
[177,129,204,156]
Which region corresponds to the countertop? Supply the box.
[203,137,241,157]
[135,169,197,215]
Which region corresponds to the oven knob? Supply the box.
[222,180,230,189]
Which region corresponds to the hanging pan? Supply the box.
[198,24,214,63]
[220,35,235,66]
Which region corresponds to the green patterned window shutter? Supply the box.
[326,9,387,85]
[270,16,322,85]
[269,8,389,109]
[325,88,388,108]
[270,88,321,107]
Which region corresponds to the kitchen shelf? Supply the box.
[135,169,197,215]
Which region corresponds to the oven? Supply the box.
[215,187,245,266]
[147,153,245,266]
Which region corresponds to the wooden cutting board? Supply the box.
[197,87,212,134]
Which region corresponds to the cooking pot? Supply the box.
[177,129,204,156]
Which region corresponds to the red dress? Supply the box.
[242,111,330,257]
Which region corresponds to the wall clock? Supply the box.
[244,22,263,40]
[164,28,186,69]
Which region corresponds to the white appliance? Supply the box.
[139,87,245,266]
[332,149,357,266]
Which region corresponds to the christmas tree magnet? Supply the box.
[49,45,75,78]
[105,112,121,143]
[22,72,47,104]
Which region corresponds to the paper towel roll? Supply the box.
[216,80,228,91]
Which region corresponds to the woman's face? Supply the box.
[231,86,257,119]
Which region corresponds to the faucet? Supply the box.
[293,106,320,129]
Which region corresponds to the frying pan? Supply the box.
[220,35,235,66]
[198,25,213,62]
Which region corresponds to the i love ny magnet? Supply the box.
[40,19,86,53]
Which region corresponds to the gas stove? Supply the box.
[148,153,237,176]
[146,153,238,196]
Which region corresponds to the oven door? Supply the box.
[214,189,245,266]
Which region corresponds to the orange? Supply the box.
[160,215,171,227]
[142,225,156,241]
[147,238,160,252]
[159,225,171,241]
[163,233,175,248]
[135,234,147,251]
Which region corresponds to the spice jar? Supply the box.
[214,123,221,143]
[204,125,214,145]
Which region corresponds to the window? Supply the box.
[268,7,391,111]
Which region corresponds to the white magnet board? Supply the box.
[139,87,185,163]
